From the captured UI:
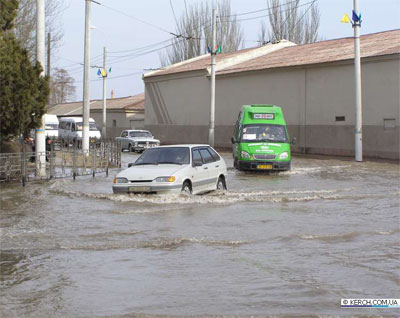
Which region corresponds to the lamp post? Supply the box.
[341,1,363,162]
[353,0,362,162]
[82,0,91,153]
[91,26,108,139]
[35,0,46,177]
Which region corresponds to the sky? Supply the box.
[55,0,400,102]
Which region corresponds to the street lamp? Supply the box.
[91,26,108,139]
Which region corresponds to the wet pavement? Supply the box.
[0,152,399,317]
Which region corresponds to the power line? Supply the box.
[94,2,174,36]
[221,0,301,18]
[106,39,186,65]
[221,0,316,23]
[107,38,173,54]
[169,0,179,28]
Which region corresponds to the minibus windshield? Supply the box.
[76,122,99,131]
[45,124,58,130]
[241,124,288,143]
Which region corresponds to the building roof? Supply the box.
[143,30,399,79]
[144,40,296,78]
[47,93,144,116]
[218,29,400,75]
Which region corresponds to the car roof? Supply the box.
[59,117,96,122]
[157,144,211,149]
[125,129,150,132]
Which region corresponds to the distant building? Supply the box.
[143,30,399,160]
[48,93,144,138]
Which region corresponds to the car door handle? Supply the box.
[203,167,208,170]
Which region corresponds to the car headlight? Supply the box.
[113,177,128,184]
[155,176,176,183]
[279,151,289,159]
[134,142,138,146]
[241,151,250,159]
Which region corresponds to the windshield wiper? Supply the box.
[158,161,183,165]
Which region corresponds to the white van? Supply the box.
[44,114,59,138]
[59,117,101,146]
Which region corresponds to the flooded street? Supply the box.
[1,152,399,317]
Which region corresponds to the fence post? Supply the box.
[49,140,54,179]
[72,143,77,180]
[92,148,96,178]
[21,138,26,187]
[118,140,121,168]
[106,145,109,177]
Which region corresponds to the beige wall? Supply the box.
[91,110,145,139]
[144,55,399,160]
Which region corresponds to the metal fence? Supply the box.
[0,139,121,185]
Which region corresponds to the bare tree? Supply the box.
[14,0,64,61]
[259,0,320,45]
[49,68,76,105]
[160,0,243,66]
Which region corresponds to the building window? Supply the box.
[384,118,395,130]
[113,120,117,127]
[335,116,345,122]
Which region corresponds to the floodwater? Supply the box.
[0,152,399,318]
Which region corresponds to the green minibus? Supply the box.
[231,104,295,171]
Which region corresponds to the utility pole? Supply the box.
[47,33,51,77]
[35,0,46,177]
[353,0,362,161]
[82,0,91,153]
[102,46,107,139]
[208,7,217,147]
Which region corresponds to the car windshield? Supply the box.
[45,123,58,130]
[241,124,288,143]
[76,122,98,131]
[129,131,152,138]
[135,147,190,165]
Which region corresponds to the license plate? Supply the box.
[128,186,150,192]
[258,164,272,170]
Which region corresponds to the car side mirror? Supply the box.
[291,137,297,145]
[128,163,134,168]
[193,160,203,167]
[231,136,236,144]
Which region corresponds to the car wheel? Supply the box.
[181,181,192,195]
[217,176,227,191]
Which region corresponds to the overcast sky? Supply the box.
[56,0,400,102]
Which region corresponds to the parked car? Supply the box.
[116,129,160,152]
[59,117,101,147]
[112,145,227,194]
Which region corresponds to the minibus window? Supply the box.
[75,122,98,131]
[45,123,58,130]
